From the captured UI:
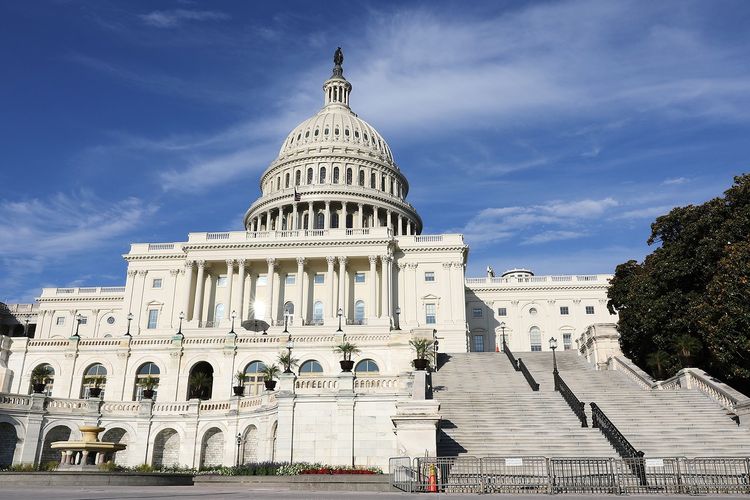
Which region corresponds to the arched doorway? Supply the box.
[199,427,224,468]
[152,428,179,468]
[188,362,213,400]
[101,428,128,465]
[0,422,18,467]
[241,425,258,464]
[40,425,71,464]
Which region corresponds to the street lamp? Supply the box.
[336,308,343,332]
[230,310,237,334]
[177,311,185,336]
[499,321,507,352]
[236,433,243,466]
[283,312,289,334]
[549,337,559,391]
[394,306,401,331]
[284,334,294,373]
[73,313,83,338]
[125,312,134,337]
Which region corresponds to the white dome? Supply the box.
[279,108,394,163]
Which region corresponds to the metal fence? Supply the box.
[389,456,750,495]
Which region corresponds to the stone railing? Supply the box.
[466,274,611,286]
[152,402,191,415]
[0,394,31,408]
[45,398,89,413]
[78,339,122,348]
[0,303,39,313]
[27,339,70,348]
[101,402,141,415]
[185,227,393,245]
[295,377,339,392]
[40,286,126,297]
[353,377,401,393]
[657,368,750,412]
[608,356,656,390]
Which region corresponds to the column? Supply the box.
[368,256,378,321]
[326,256,336,319]
[386,256,394,319]
[265,211,271,231]
[442,262,453,325]
[324,201,331,229]
[226,259,235,319]
[358,203,363,229]
[193,260,205,323]
[338,257,347,318]
[276,207,282,231]
[397,213,403,236]
[308,201,314,229]
[374,206,379,227]
[237,260,246,320]
[134,270,148,332]
[266,258,276,324]
[292,203,298,230]
[386,210,392,233]
[296,257,305,325]
[408,220,413,235]
[342,202,348,229]
[380,256,389,320]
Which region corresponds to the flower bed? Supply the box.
[300,467,378,475]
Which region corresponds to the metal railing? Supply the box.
[518,358,540,391]
[591,402,647,486]
[555,372,588,427]
[503,342,519,370]
[389,456,750,495]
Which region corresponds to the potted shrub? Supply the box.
[88,375,106,398]
[333,341,360,372]
[189,371,212,400]
[139,375,157,399]
[409,338,435,371]
[261,364,281,390]
[277,351,299,374]
[233,371,247,396]
[30,365,53,394]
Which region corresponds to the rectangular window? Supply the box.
[563,333,572,350]
[354,272,365,283]
[314,274,325,284]
[79,316,87,325]
[217,275,228,287]
[472,307,483,318]
[152,278,162,289]
[285,274,296,285]
[425,303,436,324]
[497,307,507,316]
[56,317,65,326]
[560,306,569,315]
[473,335,485,352]
[256,275,267,285]
[147,309,158,329]
[424,271,435,282]
[585,306,595,315]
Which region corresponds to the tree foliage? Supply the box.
[608,174,750,393]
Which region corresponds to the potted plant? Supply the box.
[189,371,212,400]
[30,365,53,394]
[409,338,435,371]
[233,371,247,396]
[333,341,360,372]
[88,375,106,398]
[277,351,299,374]
[139,375,157,400]
[261,364,281,390]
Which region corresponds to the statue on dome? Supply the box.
[334,47,344,66]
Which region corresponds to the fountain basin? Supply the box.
[51,425,126,469]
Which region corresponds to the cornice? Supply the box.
[37,296,125,303]
[466,283,610,292]
[123,253,186,262]
[181,238,394,252]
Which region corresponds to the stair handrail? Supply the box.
[503,343,519,370]
[555,372,587,427]
[591,402,647,486]
[517,358,539,391]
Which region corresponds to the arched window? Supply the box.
[295,170,301,186]
[30,363,54,395]
[303,213,309,230]
[307,168,313,185]
[299,360,323,375]
[285,173,290,188]
[188,361,213,400]
[243,361,266,396]
[284,302,294,326]
[276,176,281,190]
[314,128,319,137]
[312,301,324,325]
[355,359,379,373]
[214,303,225,324]
[354,300,365,325]
[358,170,365,186]
[81,363,107,399]
[319,166,326,184]
[331,212,339,228]
[333,167,340,184]
[134,362,160,401]
[530,327,542,352]
[370,172,376,188]
[381,176,386,191]
[346,168,352,185]
[315,212,324,229]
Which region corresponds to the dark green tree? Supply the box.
[608,174,750,394]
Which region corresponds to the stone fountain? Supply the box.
[51,425,126,469]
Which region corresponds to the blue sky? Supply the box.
[2,0,750,303]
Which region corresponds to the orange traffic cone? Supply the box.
[427,463,438,493]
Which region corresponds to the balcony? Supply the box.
[465,274,612,286]
[39,286,126,298]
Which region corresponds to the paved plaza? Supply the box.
[0,485,749,500]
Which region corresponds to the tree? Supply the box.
[608,174,750,394]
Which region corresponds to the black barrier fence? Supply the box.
[389,456,750,494]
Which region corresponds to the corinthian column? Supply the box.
[326,256,336,320]
[368,256,378,321]
[266,258,276,324]
[226,260,235,322]
[236,260,246,320]
[296,257,305,324]
[193,261,205,324]
[338,256,348,319]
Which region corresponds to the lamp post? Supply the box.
[73,313,83,338]
[336,308,343,332]
[236,433,243,466]
[283,313,289,334]
[394,306,401,331]
[177,311,185,336]
[549,337,559,391]
[284,334,294,374]
[230,310,237,334]
[499,321,507,352]
[125,312,134,337]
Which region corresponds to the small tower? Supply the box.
[323,47,352,108]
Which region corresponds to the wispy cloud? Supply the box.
[140,9,229,28]
[523,230,586,245]
[662,176,690,185]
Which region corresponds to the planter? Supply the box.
[142,389,155,400]
[264,380,277,391]
[339,360,354,372]
[233,386,245,397]
[413,358,429,371]
[88,387,102,398]
[32,383,46,394]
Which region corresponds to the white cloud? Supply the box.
[615,205,674,220]
[140,9,229,28]
[522,230,586,245]
[662,177,690,185]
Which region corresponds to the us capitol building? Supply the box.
[0,49,620,470]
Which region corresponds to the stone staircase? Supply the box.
[513,351,750,457]
[433,352,615,457]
